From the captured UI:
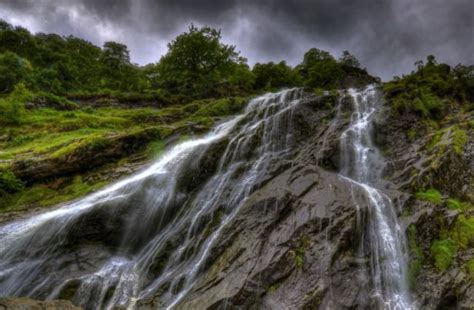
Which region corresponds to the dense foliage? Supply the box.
[155,25,251,98]
[0,20,370,102]
[384,55,474,118]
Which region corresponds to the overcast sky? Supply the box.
[0,0,472,80]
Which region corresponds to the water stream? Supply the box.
[0,89,303,309]
[339,86,412,309]
[0,86,413,309]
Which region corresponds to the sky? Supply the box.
[0,0,472,80]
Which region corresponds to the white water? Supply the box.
[0,86,414,309]
[0,89,304,309]
[340,86,413,309]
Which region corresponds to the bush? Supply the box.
[0,170,24,194]
[0,51,32,93]
[383,55,472,119]
[0,82,32,124]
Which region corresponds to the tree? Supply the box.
[302,48,334,66]
[339,50,360,68]
[0,24,36,58]
[157,24,245,97]
[101,41,130,69]
[0,83,32,125]
[100,41,142,91]
[297,48,344,89]
[0,52,32,93]
[252,61,301,90]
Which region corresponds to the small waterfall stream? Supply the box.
[339,86,412,309]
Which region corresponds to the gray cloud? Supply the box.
[0,0,472,80]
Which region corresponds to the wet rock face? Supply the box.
[137,90,472,309]
[376,109,474,308]
[3,89,471,309]
[135,91,384,309]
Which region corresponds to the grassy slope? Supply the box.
[0,96,248,213]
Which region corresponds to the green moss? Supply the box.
[431,239,457,271]
[268,281,282,293]
[294,237,310,268]
[416,188,443,204]
[451,215,474,250]
[407,225,424,288]
[447,198,463,210]
[446,198,472,211]
[145,140,166,159]
[452,128,468,155]
[466,259,474,279]
[407,128,417,141]
[427,130,445,150]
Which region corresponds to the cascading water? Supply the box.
[0,88,304,309]
[339,86,413,309]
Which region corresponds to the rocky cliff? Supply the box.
[138,88,472,309]
[0,87,472,310]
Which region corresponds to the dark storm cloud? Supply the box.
[0,0,472,79]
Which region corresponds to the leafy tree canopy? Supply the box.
[157,24,247,97]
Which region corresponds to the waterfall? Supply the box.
[339,86,412,309]
[0,88,304,309]
[0,86,414,309]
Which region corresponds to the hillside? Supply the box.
[0,19,473,310]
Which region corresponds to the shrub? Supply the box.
[0,170,24,194]
[0,82,32,124]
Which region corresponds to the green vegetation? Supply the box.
[447,198,473,211]
[452,128,468,154]
[407,225,424,288]
[0,19,369,100]
[0,83,32,124]
[384,55,473,119]
[0,170,24,194]
[156,25,252,98]
[0,175,107,212]
[0,93,246,212]
[416,188,443,204]
[431,239,457,271]
[430,214,474,271]
[294,237,310,268]
[451,215,474,250]
[466,260,474,279]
